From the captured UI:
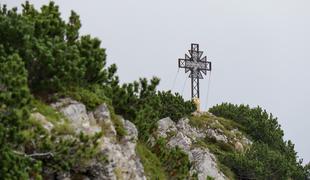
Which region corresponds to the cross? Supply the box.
[178,43,211,99]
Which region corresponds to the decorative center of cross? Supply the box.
[178,43,211,99]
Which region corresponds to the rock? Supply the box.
[92,116,145,180]
[100,135,146,180]
[206,129,228,143]
[31,112,54,132]
[176,118,205,140]
[45,99,146,179]
[94,104,116,137]
[168,131,192,152]
[156,117,177,138]
[51,98,90,133]
[190,148,226,180]
[56,172,71,180]
[153,116,229,180]
[86,153,116,180]
[123,120,138,142]
[94,104,111,125]
[234,141,244,152]
[241,136,252,146]
[88,112,97,126]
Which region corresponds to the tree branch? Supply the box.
[13,150,54,160]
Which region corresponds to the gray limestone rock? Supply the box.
[190,148,226,180]
[51,98,90,133]
[153,116,229,180]
[31,112,54,132]
[206,128,228,143]
[156,117,177,138]
[49,100,146,179]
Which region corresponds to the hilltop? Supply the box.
[0,1,309,179]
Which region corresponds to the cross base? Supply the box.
[193,97,201,112]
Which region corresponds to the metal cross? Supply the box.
[178,43,211,99]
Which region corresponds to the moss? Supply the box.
[136,142,167,180]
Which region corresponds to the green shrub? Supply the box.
[136,142,167,180]
[110,112,127,139]
[152,138,191,179]
[0,2,117,93]
[209,103,283,149]
[37,132,103,173]
[220,143,293,179]
[56,86,108,110]
[0,51,42,179]
[32,99,64,124]
[111,78,195,142]
[209,103,308,179]
[158,90,196,121]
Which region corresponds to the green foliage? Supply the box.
[21,115,104,175]
[56,86,109,110]
[136,142,167,180]
[204,136,235,153]
[0,51,103,178]
[209,103,308,179]
[111,78,195,141]
[2,1,308,179]
[0,1,116,93]
[221,142,298,179]
[209,103,283,149]
[0,50,42,179]
[152,138,191,179]
[31,99,64,124]
[38,132,103,173]
[158,90,196,122]
[206,176,215,180]
[110,113,127,139]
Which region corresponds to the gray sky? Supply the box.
[3,0,310,164]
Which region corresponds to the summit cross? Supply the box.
[178,43,212,99]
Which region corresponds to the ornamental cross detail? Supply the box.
[178,43,212,99]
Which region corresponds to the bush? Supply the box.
[158,90,196,121]
[209,103,308,179]
[152,138,192,179]
[136,142,167,180]
[221,143,293,179]
[0,51,42,179]
[111,78,196,141]
[55,86,109,110]
[0,2,117,93]
[209,103,284,149]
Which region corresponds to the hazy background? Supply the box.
[3,0,310,164]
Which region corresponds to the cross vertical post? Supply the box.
[178,43,212,111]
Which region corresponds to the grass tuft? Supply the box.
[136,142,167,180]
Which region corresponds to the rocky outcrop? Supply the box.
[38,98,146,180]
[98,119,145,180]
[153,116,251,180]
[32,98,251,180]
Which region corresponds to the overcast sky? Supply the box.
[3,0,310,164]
